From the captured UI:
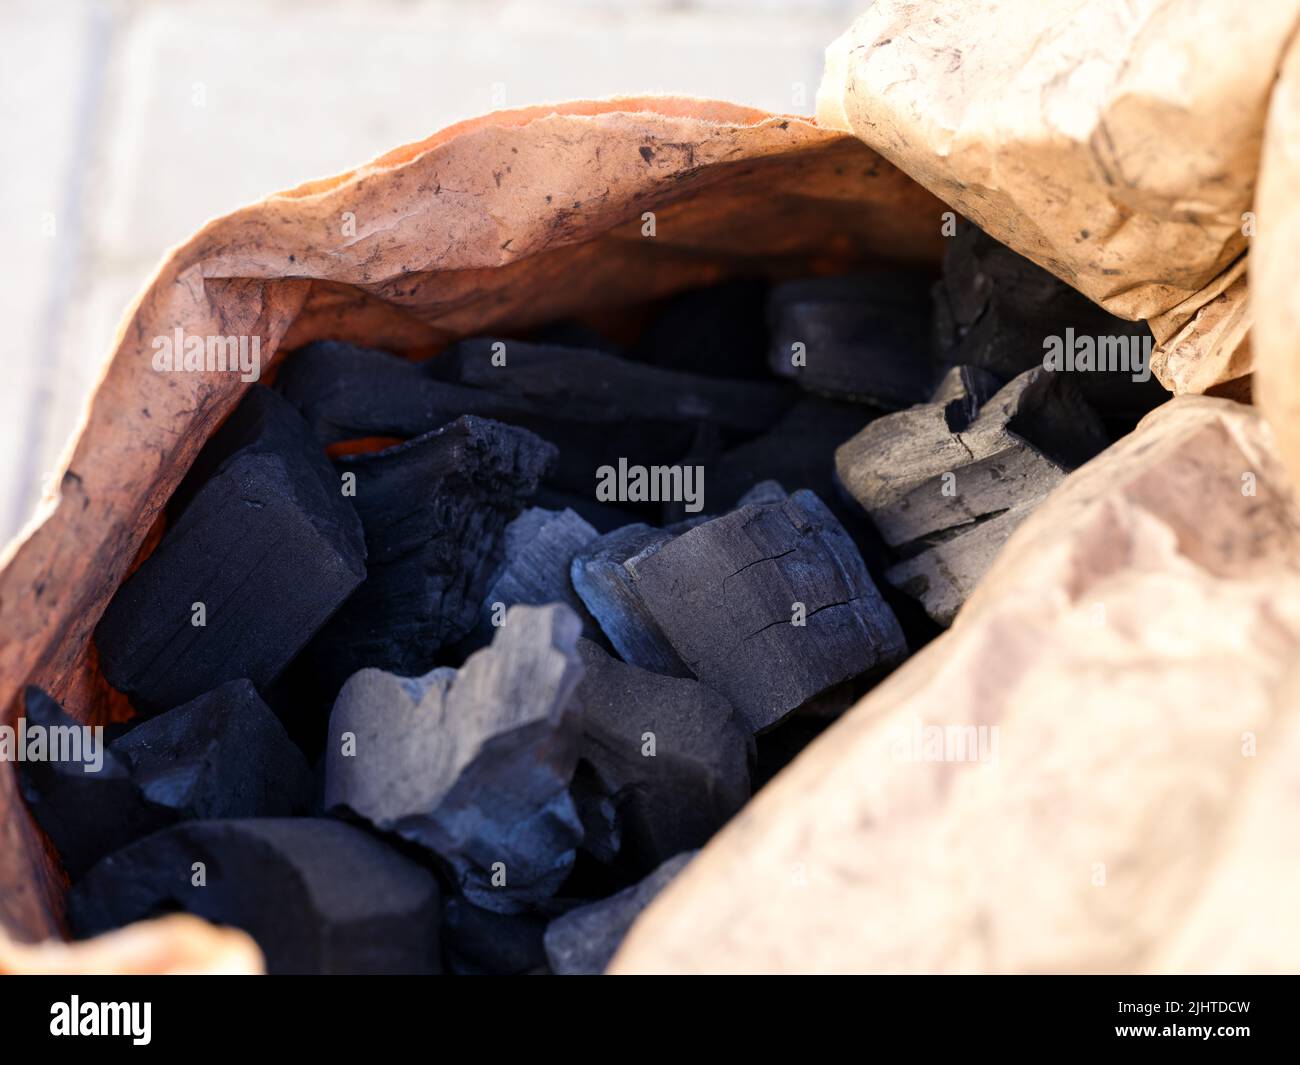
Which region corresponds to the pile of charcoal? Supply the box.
[20,225,1166,974]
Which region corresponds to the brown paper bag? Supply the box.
[816,0,1300,395]
[0,96,945,954]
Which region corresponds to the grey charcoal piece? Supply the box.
[572,639,752,873]
[324,604,586,913]
[68,819,442,975]
[835,366,1107,550]
[885,505,1038,626]
[544,851,697,975]
[627,490,907,732]
[837,366,1109,627]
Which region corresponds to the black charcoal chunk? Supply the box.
[94,386,367,713]
[113,679,313,819]
[17,689,169,881]
[324,604,585,912]
[544,851,696,975]
[630,279,772,380]
[572,640,751,873]
[836,366,1108,625]
[467,507,599,647]
[571,760,622,864]
[933,224,1168,424]
[18,682,314,880]
[307,415,555,688]
[68,819,441,974]
[767,273,936,408]
[442,897,548,976]
[570,523,696,678]
[628,490,907,732]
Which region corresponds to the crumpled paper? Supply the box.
[816,0,1300,394]
[611,396,1300,973]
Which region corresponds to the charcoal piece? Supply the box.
[532,319,623,355]
[630,279,772,380]
[68,819,441,975]
[570,523,696,678]
[628,490,908,732]
[767,273,937,408]
[113,679,313,818]
[442,897,548,976]
[884,505,1035,626]
[18,682,314,880]
[933,224,1168,423]
[437,337,792,436]
[17,689,170,881]
[544,851,695,975]
[572,640,751,873]
[307,416,555,688]
[835,366,1106,551]
[470,507,599,644]
[324,604,586,912]
[94,386,367,713]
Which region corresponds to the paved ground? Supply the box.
[0,0,855,546]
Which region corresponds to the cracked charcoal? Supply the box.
[628,490,908,732]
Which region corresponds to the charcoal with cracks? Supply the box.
[441,897,548,975]
[460,507,600,652]
[628,490,908,732]
[544,851,696,975]
[94,386,367,713]
[18,681,313,880]
[324,604,586,912]
[571,639,752,874]
[835,366,1109,625]
[305,416,555,690]
[767,273,937,409]
[570,521,704,679]
[68,819,441,974]
[932,223,1168,427]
